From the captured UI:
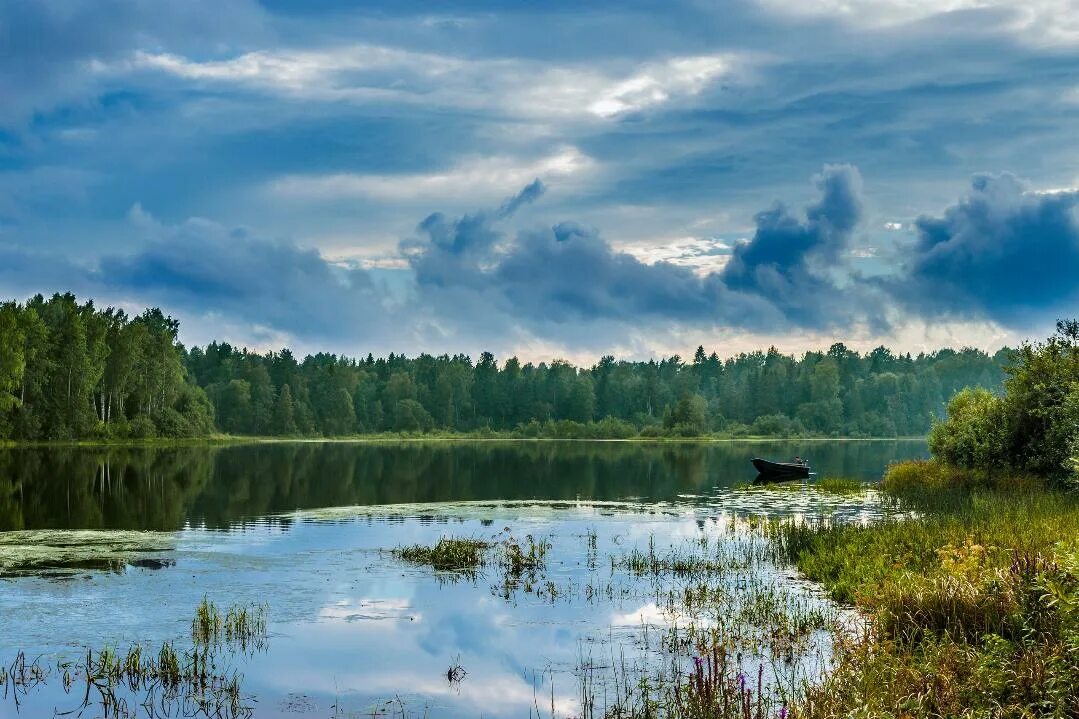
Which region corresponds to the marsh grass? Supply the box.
[772,459,1079,718]
[612,534,772,577]
[192,597,269,651]
[813,477,864,494]
[391,537,493,571]
[1,600,268,718]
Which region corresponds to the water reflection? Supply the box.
[0,440,926,531]
[0,441,927,719]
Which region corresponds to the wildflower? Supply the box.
[737,672,746,691]
[779,706,789,719]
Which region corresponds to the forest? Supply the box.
[0,293,1009,441]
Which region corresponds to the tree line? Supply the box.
[0,293,1009,441]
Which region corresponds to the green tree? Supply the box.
[272,384,299,435]
[0,302,25,413]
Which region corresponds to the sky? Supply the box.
[2,0,1079,363]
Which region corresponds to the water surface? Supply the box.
[0,440,926,718]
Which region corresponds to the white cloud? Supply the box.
[122,46,744,122]
[756,0,1079,44]
[269,146,594,202]
[620,236,735,275]
[585,56,734,118]
[883,221,904,230]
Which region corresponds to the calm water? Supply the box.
[0,440,926,718]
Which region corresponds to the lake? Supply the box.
[0,439,926,718]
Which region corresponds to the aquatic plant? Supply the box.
[391,537,493,571]
[445,655,467,684]
[813,477,864,494]
[192,597,268,652]
[1,600,268,719]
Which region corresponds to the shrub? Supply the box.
[591,416,636,439]
[928,387,1006,474]
[129,415,157,439]
[750,413,805,437]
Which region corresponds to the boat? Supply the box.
[751,457,810,480]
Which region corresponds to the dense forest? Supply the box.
[0,293,1009,441]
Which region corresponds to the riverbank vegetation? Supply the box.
[2,292,1005,442]
[773,321,1079,717]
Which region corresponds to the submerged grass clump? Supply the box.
[1,599,268,718]
[612,533,771,577]
[391,537,493,571]
[192,597,268,651]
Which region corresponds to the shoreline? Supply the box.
[0,434,929,449]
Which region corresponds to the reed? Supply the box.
[1,600,267,718]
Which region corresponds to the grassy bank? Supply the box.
[775,459,1079,717]
[0,432,927,449]
[0,433,249,449]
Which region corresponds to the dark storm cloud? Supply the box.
[888,174,1079,323]
[5,163,1075,354]
[406,179,547,288]
[96,217,387,341]
[720,165,870,328]
[405,170,878,332]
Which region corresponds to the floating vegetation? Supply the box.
[388,532,554,600]
[0,530,174,575]
[391,537,493,571]
[0,600,269,718]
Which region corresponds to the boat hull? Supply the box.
[751,457,810,479]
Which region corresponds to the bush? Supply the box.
[750,413,805,437]
[129,415,157,439]
[928,387,1006,474]
[590,416,636,439]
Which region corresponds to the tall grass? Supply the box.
[773,459,1079,718]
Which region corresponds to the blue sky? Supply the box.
[2,0,1079,361]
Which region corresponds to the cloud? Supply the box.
[5,163,1072,359]
[889,173,1079,323]
[0,0,267,126]
[620,236,735,275]
[98,211,392,342]
[402,168,881,334]
[270,147,592,203]
[755,0,1079,44]
[720,165,878,328]
[122,44,745,122]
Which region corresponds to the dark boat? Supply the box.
[751,457,810,480]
